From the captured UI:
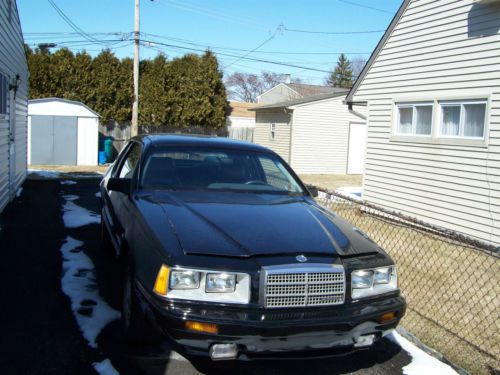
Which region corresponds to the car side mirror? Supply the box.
[307,185,318,198]
[107,177,131,195]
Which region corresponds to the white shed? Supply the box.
[28,98,100,166]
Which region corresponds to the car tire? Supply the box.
[122,263,150,344]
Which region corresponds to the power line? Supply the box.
[139,39,333,74]
[222,24,283,70]
[284,27,385,35]
[338,0,394,15]
[46,0,108,45]
[28,31,372,56]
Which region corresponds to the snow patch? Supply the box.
[28,169,61,179]
[61,180,77,185]
[60,236,121,348]
[388,332,458,375]
[96,192,101,198]
[62,194,100,228]
[92,359,120,375]
[335,186,363,201]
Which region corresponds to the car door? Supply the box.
[107,141,143,251]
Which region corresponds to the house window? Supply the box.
[396,103,432,136]
[439,100,486,139]
[0,74,7,116]
[270,123,276,140]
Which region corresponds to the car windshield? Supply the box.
[140,147,304,194]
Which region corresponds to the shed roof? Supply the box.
[250,91,346,111]
[286,83,347,97]
[28,98,100,118]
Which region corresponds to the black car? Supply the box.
[100,134,405,361]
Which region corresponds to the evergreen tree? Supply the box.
[140,54,169,126]
[326,53,353,88]
[26,47,227,129]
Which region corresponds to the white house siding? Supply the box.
[257,84,300,104]
[290,97,366,174]
[352,0,500,245]
[253,110,292,162]
[0,0,28,213]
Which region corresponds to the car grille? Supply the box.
[261,265,345,308]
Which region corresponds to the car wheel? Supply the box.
[122,263,150,344]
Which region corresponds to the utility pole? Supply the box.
[131,0,140,137]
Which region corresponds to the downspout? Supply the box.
[285,107,293,165]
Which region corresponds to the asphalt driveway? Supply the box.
[0,175,453,375]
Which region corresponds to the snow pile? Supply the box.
[92,359,120,375]
[388,332,458,375]
[60,236,121,348]
[62,195,100,228]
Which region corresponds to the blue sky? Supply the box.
[19,0,403,84]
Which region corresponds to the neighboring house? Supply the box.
[226,101,255,142]
[257,81,348,104]
[28,98,100,166]
[252,92,367,174]
[0,0,28,214]
[346,0,500,246]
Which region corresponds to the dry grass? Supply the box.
[29,164,109,174]
[318,198,500,375]
[299,174,363,191]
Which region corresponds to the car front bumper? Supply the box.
[136,281,406,360]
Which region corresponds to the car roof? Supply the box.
[134,134,272,153]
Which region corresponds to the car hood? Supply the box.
[142,191,381,258]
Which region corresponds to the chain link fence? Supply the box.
[316,189,499,375]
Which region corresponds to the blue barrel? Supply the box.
[104,138,113,162]
[98,151,107,165]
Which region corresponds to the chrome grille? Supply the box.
[261,264,345,308]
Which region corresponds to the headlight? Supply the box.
[206,273,236,293]
[351,266,397,300]
[170,270,200,290]
[153,265,250,304]
[352,270,374,288]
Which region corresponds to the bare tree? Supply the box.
[225,71,300,102]
[351,56,367,79]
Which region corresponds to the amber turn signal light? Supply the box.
[185,321,218,334]
[378,311,397,324]
[153,265,170,296]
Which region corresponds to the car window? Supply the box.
[118,142,142,179]
[140,147,304,194]
[258,157,296,191]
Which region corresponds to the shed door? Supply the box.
[30,115,78,165]
[347,122,367,175]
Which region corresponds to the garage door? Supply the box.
[347,122,367,175]
[31,115,78,165]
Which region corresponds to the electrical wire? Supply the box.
[338,0,393,15]
[284,27,385,35]
[222,24,283,70]
[46,0,130,47]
